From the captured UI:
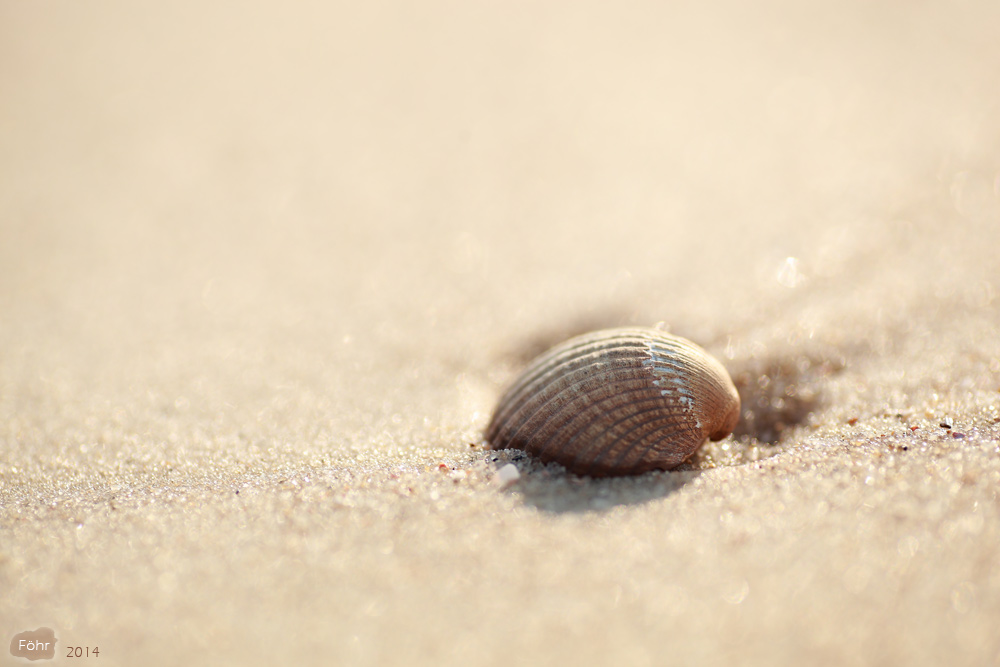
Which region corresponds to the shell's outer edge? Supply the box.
[645,333,740,441]
[486,327,740,476]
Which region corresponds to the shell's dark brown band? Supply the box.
[488,333,654,434]
[495,371,665,455]
[487,337,652,443]
[567,401,702,475]
[607,413,700,473]
[531,386,697,466]
[487,364,648,450]
[489,346,665,449]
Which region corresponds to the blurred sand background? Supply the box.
[2,1,1000,665]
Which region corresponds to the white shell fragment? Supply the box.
[495,463,521,486]
[486,327,741,476]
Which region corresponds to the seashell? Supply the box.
[486,327,740,476]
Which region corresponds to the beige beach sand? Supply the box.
[2,1,1000,665]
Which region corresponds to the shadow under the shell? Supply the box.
[489,451,701,514]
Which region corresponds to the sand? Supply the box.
[2,1,1000,665]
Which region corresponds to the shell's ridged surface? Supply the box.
[486,328,741,477]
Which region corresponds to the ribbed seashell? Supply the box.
[486,327,740,477]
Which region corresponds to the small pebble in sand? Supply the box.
[495,463,520,486]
